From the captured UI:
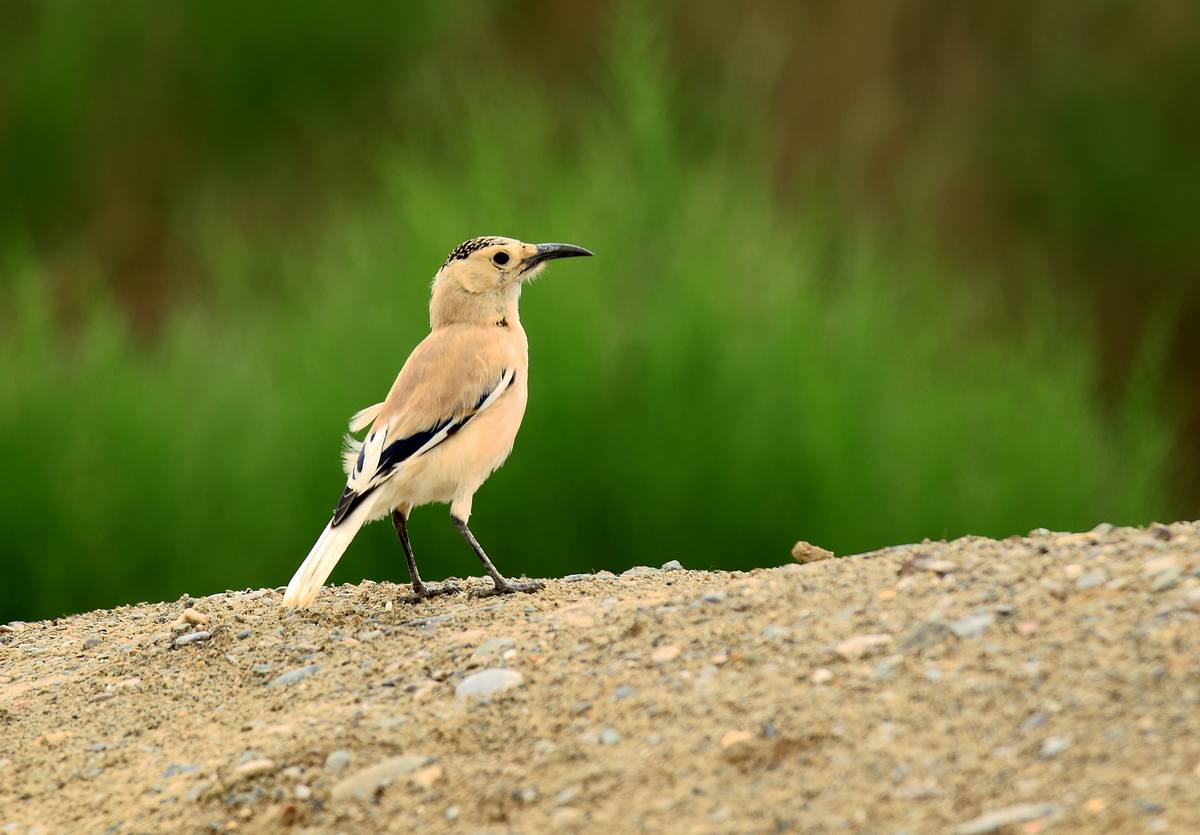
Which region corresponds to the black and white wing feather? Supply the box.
[331,367,515,526]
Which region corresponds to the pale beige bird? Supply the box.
[282,236,593,608]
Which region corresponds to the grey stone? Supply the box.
[563,573,594,582]
[172,631,211,648]
[225,786,263,807]
[330,755,432,802]
[455,668,524,700]
[1039,736,1072,759]
[1017,713,1047,735]
[162,764,199,778]
[950,612,995,639]
[953,802,1063,834]
[472,637,515,658]
[268,664,320,687]
[84,637,103,649]
[660,560,683,571]
[612,685,635,700]
[186,780,214,802]
[1151,566,1182,592]
[872,655,904,681]
[761,625,791,641]
[324,750,352,773]
[600,728,621,745]
[900,621,950,652]
[702,591,726,604]
[1076,569,1108,589]
[621,565,659,578]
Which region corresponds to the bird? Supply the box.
[281,236,593,608]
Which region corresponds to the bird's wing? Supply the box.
[331,327,520,526]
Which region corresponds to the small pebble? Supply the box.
[1039,736,1071,759]
[456,668,524,700]
[835,633,893,660]
[268,664,320,687]
[872,655,903,681]
[702,591,726,604]
[621,565,658,578]
[330,755,432,801]
[1075,569,1107,589]
[472,637,515,658]
[1142,555,1178,575]
[445,806,461,821]
[563,573,594,582]
[720,730,753,748]
[600,728,621,746]
[900,621,950,652]
[809,668,834,684]
[325,750,352,773]
[172,631,212,648]
[651,645,680,663]
[234,758,275,779]
[761,625,790,641]
[612,685,635,700]
[1151,566,1182,592]
[660,559,683,571]
[949,612,994,639]
[953,802,1063,834]
[791,541,834,564]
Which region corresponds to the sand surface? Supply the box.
[3,522,1199,833]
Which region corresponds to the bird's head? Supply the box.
[429,236,593,327]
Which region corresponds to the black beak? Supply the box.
[522,242,594,272]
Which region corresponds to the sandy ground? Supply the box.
[3,522,1200,834]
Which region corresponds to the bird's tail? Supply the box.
[282,514,366,608]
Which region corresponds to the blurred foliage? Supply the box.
[0,1,1194,622]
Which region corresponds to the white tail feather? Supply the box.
[282,515,367,608]
[348,403,384,433]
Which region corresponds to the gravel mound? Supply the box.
[2,522,1198,832]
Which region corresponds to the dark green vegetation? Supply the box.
[1,2,1195,622]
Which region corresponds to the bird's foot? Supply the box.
[470,578,545,599]
[400,581,462,604]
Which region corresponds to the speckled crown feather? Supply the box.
[442,237,506,268]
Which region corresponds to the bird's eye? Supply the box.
[492,252,510,266]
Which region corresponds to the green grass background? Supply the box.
[0,2,1191,622]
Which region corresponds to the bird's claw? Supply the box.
[401,582,462,604]
[470,578,545,598]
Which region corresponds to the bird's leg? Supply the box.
[391,511,460,602]
[451,515,544,597]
